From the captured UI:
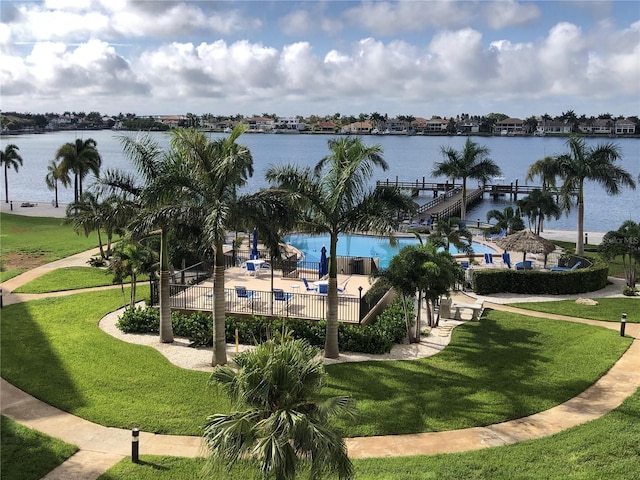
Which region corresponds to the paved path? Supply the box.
[2,246,639,479]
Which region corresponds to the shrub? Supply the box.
[116,306,159,333]
[115,299,408,355]
[473,256,609,295]
[87,256,106,267]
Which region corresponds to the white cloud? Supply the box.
[483,1,540,29]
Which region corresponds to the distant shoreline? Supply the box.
[0,200,68,219]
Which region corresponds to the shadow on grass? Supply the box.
[324,309,625,437]
[1,300,86,411]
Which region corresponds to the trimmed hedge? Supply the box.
[472,257,609,295]
[115,299,408,354]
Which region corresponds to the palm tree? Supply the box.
[1,144,23,203]
[266,136,415,359]
[517,190,561,235]
[45,159,70,208]
[109,239,156,308]
[204,338,354,480]
[433,217,473,254]
[526,155,560,233]
[376,241,460,341]
[55,138,102,204]
[485,206,525,235]
[556,136,636,254]
[100,132,181,344]
[65,191,119,259]
[169,125,290,366]
[432,138,502,221]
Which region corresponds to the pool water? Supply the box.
[285,234,496,269]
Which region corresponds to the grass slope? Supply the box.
[14,266,149,293]
[0,213,101,281]
[508,298,640,323]
[98,387,640,479]
[1,292,631,437]
[1,415,78,480]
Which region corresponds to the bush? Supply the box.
[87,256,106,267]
[473,257,609,295]
[115,299,408,355]
[116,306,159,333]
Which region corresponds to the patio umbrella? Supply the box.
[495,229,556,264]
[251,228,259,259]
[319,245,328,278]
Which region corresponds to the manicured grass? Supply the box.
[1,415,78,480]
[508,298,640,323]
[99,387,640,479]
[13,266,150,293]
[0,288,225,435]
[1,292,631,437]
[0,213,102,281]
[323,310,631,436]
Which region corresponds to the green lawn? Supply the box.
[13,266,150,293]
[0,213,103,281]
[508,297,640,323]
[98,386,640,479]
[1,415,78,480]
[1,291,631,437]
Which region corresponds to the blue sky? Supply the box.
[1,1,638,119]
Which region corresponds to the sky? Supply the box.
[1,0,639,119]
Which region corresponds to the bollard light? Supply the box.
[132,428,140,463]
[620,313,627,337]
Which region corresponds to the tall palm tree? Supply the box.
[556,136,636,254]
[45,159,70,208]
[517,190,561,235]
[55,138,102,204]
[432,138,502,221]
[205,338,354,480]
[266,136,415,359]
[100,132,180,344]
[525,155,560,233]
[169,125,290,366]
[1,144,23,203]
[65,191,119,259]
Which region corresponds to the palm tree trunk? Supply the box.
[460,177,467,220]
[324,233,339,359]
[159,227,174,343]
[130,273,137,308]
[96,228,106,259]
[576,180,584,255]
[4,165,8,203]
[54,182,59,208]
[212,242,228,366]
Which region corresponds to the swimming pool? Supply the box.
[285,234,496,269]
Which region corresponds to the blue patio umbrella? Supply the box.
[251,228,259,259]
[319,245,328,277]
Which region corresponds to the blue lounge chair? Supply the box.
[318,283,328,294]
[460,261,469,270]
[502,252,512,269]
[488,229,506,241]
[235,285,254,309]
[338,278,350,294]
[550,261,582,272]
[246,261,258,277]
[515,260,533,270]
[301,278,317,292]
[484,253,494,265]
[273,289,293,313]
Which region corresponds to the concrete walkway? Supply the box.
[2,246,639,479]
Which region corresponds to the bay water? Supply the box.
[2,130,638,232]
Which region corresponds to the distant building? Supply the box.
[494,118,524,135]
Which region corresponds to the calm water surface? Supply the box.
[2,131,638,232]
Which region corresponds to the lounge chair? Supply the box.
[460,261,469,269]
[246,262,258,277]
[301,278,317,292]
[235,285,254,309]
[318,283,328,294]
[488,229,506,241]
[273,289,293,313]
[502,252,512,269]
[484,253,494,266]
[338,277,351,294]
[550,261,582,272]
[515,260,533,270]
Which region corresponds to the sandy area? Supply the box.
[99,305,467,371]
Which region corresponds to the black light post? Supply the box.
[358,286,363,325]
[620,313,627,337]
[131,428,140,463]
